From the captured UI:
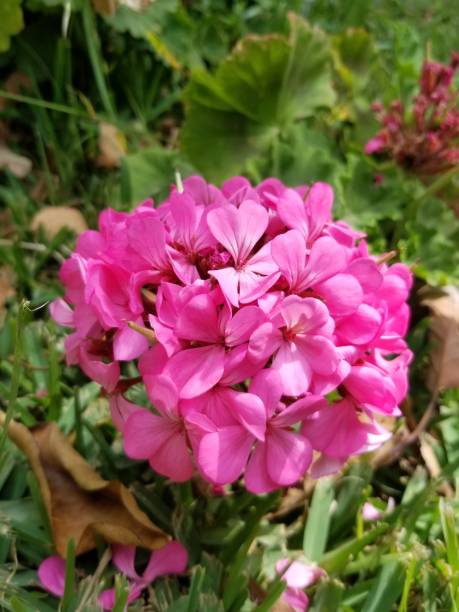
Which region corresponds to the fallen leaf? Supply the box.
[419,432,454,497]
[0,266,15,326]
[421,285,459,390]
[91,0,117,16]
[0,412,169,557]
[271,601,294,612]
[0,71,32,111]
[96,122,127,168]
[31,206,88,239]
[0,145,32,178]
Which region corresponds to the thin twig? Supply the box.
[75,547,112,612]
[0,238,47,252]
[371,391,439,469]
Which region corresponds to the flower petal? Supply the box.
[123,410,177,460]
[164,345,225,399]
[111,545,139,580]
[198,426,253,484]
[207,200,268,265]
[272,341,312,396]
[143,541,188,582]
[266,429,312,486]
[38,556,66,598]
[245,443,278,494]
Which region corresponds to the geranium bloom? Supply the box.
[123,375,193,481]
[207,200,279,306]
[249,295,340,396]
[365,53,459,175]
[51,174,412,491]
[245,370,326,493]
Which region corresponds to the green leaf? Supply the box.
[303,476,334,562]
[181,15,335,182]
[320,523,390,574]
[309,580,345,611]
[361,559,405,612]
[120,146,194,206]
[105,0,177,38]
[278,13,336,121]
[0,0,23,52]
[61,539,76,612]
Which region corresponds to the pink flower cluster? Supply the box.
[365,52,459,175]
[38,542,187,609]
[51,175,412,492]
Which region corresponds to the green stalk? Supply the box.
[0,90,89,117]
[81,0,115,119]
[0,302,26,468]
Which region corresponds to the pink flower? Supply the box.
[98,542,188,610]
[301,398,390,462]
[185,385,266,484]
[362,497,395,521]
[276,183,333,243]
[123,375,193,481]
[38,556,66,598]
[207,200,279,306]
[162,291,266,398]
[165,191,218,284]
[245,370,326,493]
[38,543,188,611]
[249,295,340,396]
[366,53,459,175]
[271,229,364,316]
[51,174,413,492]
[276,558,325,611]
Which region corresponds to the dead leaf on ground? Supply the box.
[0,71,32,111]
[421,285,459,391]
[271,601,295,612]
[31,206,88,239]
[0,412,169,557]
[0,146,32,178]
[96,122,127,168]
[91,0,117,16]
[0,266,15,326]
[419,432,454,497]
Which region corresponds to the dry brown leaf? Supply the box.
[0,71,32,111]
[0,413,169,557]
[31,206,88,239]
[271,602,295,612]
[91,0,117,16]
[0,266,15,326]
[0,145,32,178]
[421,285,459,390]
[419,432,454,497]
[96,122,127,168]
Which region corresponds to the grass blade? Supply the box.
[0,303,26,468]
[361,559,405,612]
[303,476,334,562]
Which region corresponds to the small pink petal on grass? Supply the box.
[38,555,66,598]
[143,541,188,581]
[276,559,325,589]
